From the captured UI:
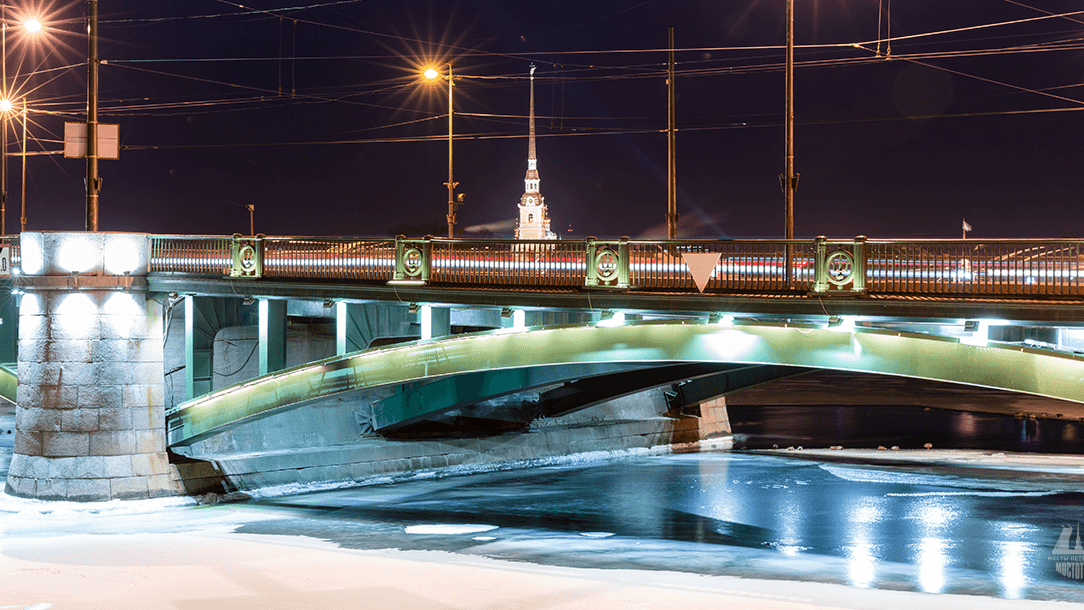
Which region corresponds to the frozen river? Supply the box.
[233,451,1084,602]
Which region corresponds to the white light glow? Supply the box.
[19,293,40,316]
[715,314,734,326]
[917,537,947,593]
[103,235,144,275]
[421,304,433,339]
[56,293,98,338]
[998,540,1027,598]
[847,539,876,588]
[598,311,625,327]
[423,68,439,80]
[24,19,41,33]
[58,233,99,274]
[829,316,856,333]
[960,319,990,347]
[512,309,526,330]
[20,233,43,275]
[102,292,143,337]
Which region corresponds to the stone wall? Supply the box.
[5,232,178,501]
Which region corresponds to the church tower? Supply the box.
[515,64,556,240]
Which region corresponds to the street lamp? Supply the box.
[0,4,43,235]
[424,64,460,238]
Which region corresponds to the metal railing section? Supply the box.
[628,239,816,292]
[0,236,19,270]
[262,237,395,281]
[867,239,1084,297]
[430,238,586,286]
[149,235,232,275]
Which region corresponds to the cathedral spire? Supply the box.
[528,63,536,163]
[515,63,554,240]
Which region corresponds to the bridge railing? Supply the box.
[144,234,1084,299]
[262,237,396,281]
[0,235,18,270]
[628,239,816,292]
[866,239,1084,297]
[149,235,233,275]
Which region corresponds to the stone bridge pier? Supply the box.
[5,232,178,501]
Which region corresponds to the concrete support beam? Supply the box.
[184,296,213,400]
[420,305,450,340]
[335,302,414,355]
[0,281,18,364]
[259,299,287,375]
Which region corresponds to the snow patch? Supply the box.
[405,524,498,535]
[0,491,195,516]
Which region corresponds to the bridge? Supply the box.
[6,231,1084,501]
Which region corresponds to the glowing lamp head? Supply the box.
[23,19,41,33]
[0,99,11,114]
[424,68,439,80]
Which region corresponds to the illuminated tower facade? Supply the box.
[516,64,556,240]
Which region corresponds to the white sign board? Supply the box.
[64,122,120,159]
[0,247,10,278]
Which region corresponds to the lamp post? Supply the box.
[0,5,41,235]
[424,64,459,238]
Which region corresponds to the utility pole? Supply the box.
[666,26,677,240]
[86,0,100,231]
[445,63,456,238]
[781,0,798,286]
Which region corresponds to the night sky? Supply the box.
[10,0,1084,239]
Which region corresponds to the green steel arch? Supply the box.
[165,320,1084,447]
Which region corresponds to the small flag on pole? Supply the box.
[962,219,972,239]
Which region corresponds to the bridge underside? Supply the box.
[166,320,1084,448]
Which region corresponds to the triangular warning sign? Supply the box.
[682,252,722,293]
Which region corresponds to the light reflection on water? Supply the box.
[246,452,1084,602]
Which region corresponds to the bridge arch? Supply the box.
[167,320,1084,447]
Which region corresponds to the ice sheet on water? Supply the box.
[241,446,669,500]
[886,491,1060,498]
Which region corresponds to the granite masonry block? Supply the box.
[92,366,130,387]
[88,430,134,456]
[131,406,165,431]
[46,316,102,342]
[67,478,110,502]
[128,338,164,363]
[35,478,68,501]
[97,407,133,431]
[131,451,170,477]
[17,407,60,432]
[6,475,36,497]
[61,409,99,433]
[102,455,134,478]
[38,385,79,410]
[134,430,165,454]
[17,315,46,341]
[20,363,64,387]
[42,431,90,457]
[91,339,129,364]
[46,456,78,479]
[73,456,106,479]
[18,339,47,362]
[128,362,166,385]
[55,362,97,386]
[147,474,184,498]
[123,384,165,409]
[79,385,124,409]
[13,430,42,455]
[44,340,95,363]
[109,476,149,500]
